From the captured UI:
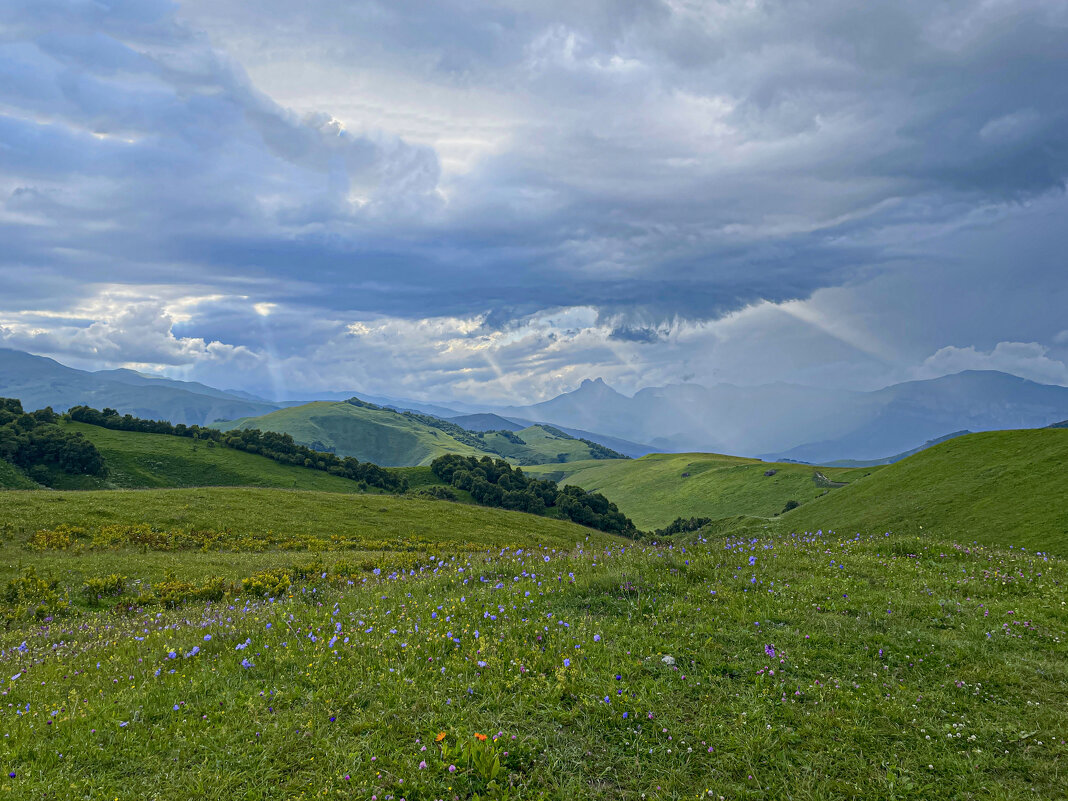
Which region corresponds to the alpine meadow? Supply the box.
[2,1,1067,799]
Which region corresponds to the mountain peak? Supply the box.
[580,377,607,388]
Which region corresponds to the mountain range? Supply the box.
[0,348,278,426]
[491,372,1068,463]
[4,347,1068,465]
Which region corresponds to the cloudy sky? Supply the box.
[1,0,1066,403]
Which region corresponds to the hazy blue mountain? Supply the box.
[498,370,1068,460]
[769,372,1068,463]
[0,349,279,425]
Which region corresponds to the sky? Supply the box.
[1,0,1066,403]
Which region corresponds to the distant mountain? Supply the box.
[497,371,1068,461]
[1050,419,1068,428]
[768,371,1068,463]
[0,348,280,425]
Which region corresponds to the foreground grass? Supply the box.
[0,523,1064,799]
[526,453,877,530]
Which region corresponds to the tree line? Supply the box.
[0,398,107,483]
[67,405,407,493]
[430,454,638,536]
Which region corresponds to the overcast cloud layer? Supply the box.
[1,0,1066,402]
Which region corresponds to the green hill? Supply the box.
[777,428,1068,551]
[215,400,494,466]
[45,421,368,492]
[215,399,624,467]
[525,453,879,530]
[474,424,625,464]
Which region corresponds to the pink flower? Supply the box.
[419,761,427,770]
[448,764,457,773]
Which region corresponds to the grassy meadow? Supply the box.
[0,522,1065,799]
[526,453,878,530]
[2,425,1067,798]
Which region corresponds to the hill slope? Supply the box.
[525,453,877,530]
[778,428,1068,551]
[215,400,492,466]
[50,421,368,492]
[217,400,627,467]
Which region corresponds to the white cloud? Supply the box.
[915,342,1068,386]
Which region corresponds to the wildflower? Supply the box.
[419,761,427,770]
[449,765,457,773]
[593,634,601,642]
[475,733,487,742]
[563,658,570,668]
[435,732,447,742]
[203,634,211,641]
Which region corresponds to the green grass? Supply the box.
[478,425,615,464]
[48,421,368,492]
[777,428,1068,551]
[526,453,879,530]
[216,401,491,466]
[0,459,36,489]
[0,522,1065,799]
[0,487,613,581]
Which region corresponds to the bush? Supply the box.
[782,499,801,513]
[2,567,68,622]
[153,574,229,607]
[82,574,127,603]
[242,570,292,598]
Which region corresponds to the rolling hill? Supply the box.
[215,400,497,466]
[524,453,879,530]
[775,427,1068,551]
[215,399,628,467]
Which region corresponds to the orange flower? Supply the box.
[435,732,447,742]
[474,733,487,742]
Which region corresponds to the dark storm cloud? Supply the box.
[1,0,1066,395]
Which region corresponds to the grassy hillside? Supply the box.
[41,421,369,492]
[216,400,491,466]
[475,424,623,464]
[526,453,878,530]
[0,459,37,489]
[778,428,1068,551]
